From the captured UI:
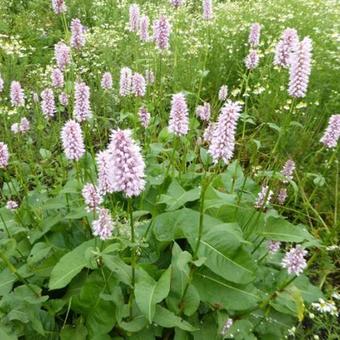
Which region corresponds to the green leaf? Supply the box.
[102,254,132,287]
[60,323,88,340]
[119,315,148,332]
[159,180,200,211]
[153,305,197,331]
[0,268,15,296]
[192,224,256,284]
[262,217,315,242]
[135,267,171,323]
[192,269,259,310]
[49,239,95,290]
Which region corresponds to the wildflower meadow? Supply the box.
[0,0,339,339]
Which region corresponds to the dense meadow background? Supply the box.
[0,0,339,339]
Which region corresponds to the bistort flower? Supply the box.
[10,81,25,107]
[82,183,103,212]
[73,82,92,122]
[108,129,146,197]
[281,245,307,276]
[70,18,86,49]
[0,142,9,168]
[61,120,85,160]
[208,100,242,163]
[153,15,171,50]
[92,208,114,240]
[320,114,340,149]
[168,93,189,136]
[41,88,56,118]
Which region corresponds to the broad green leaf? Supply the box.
[159,180,200,211]
[153,208,221,242]
[102,254,132,287]
[135,267,171,323]
[0,268,15,296]
[153,305,197,331]
[119,315,148,332]
[60,323,88,340]
[191,224,256,284]
[0,327,17,340]
[192,269,259,310]
[293,276,323,303]
[49,239,95,290]
[262,217,315,242]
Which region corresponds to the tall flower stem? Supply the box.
[128,199,136,319]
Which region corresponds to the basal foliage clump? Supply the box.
[0,0,339,339]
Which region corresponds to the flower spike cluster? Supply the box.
[55,42,71,70]
[129,4,140,32]
[92,208,114,240]
[41,88,56,118]
[320,114,340,149]
[202,0,213,20]
[101,72,113,90]
[208,100,242,164]
[82,183,103,212]
[108,129,146,197]
[168,93,189,136]
[288,37,312,98]
[0,142,9,168]
[10,81,25,107]
[153,15,171,50]
[274,28,299,68]
[281,245,307,276]
[119,67,132,96]
[70,18,86,49]
[249,23,261,47]
[61,120,85,161]
[52,0,67,14]
[73,82,92,122]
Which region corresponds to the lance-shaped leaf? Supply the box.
[135,267,172,323]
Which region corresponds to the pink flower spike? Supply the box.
[267,240,281,254]
[168,93,189,136]
[277,188,288,205]
[248,23,261,48]
[138,106,151,128]
[92,208,114,240]
[0,142,9,168]
[54,42,71,71]
[70,18,86,49]
[61,120,85,161]
[170,0,184,8]
[41,88,56,119]
[196,102,211,122]
[0,74,4,92]
[153,15,171,50]
[202,0,213,20]
[281,159,295,183]
[208,100,242,164]
[19,117,30,133]
[51,68,64,88]
[320,114,340,149]
[108,129,146,197]
[129,4,140,33]
[281,245,307,276]
[73,82,92,122]
[10,81,25,107]
[274,28,299,68]
[82,183,103,212]
[52,0,67,14]
[254,185,273,208]
[96,150,115,195]
[6,200,18,210]
[101,72,113,90]
[59,92,69,106]
[119,67,132,97]
[218,85,228,101]
[245,50,260,70]
[139,15,150,42]
[132,73,146,97]
[288,37,312,98]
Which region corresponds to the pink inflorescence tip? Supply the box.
[129,4,140,33]
[51,0,67,14]
[281,245,307,276]
[82,183,103,212]
[277,188,288,205]
[248,23,261,48]
[254,185,273,208]
[274,28,299,68]
[101,72,113,90]
[92,208,114,240]
[41,88,56,119]
[61,120,85,161]
[196,102,211,122]
[245,50,260,70]
[51,68,64,88]
[59,92,69,106]
[10,81,25,107]
[54,42,71,71]
[138,106,151,128]
[170,0,184,8]
[281,159,295,183]
[267,240,281,254]
[108,129,146,197]
[6,200,18,210]
[139,15,150,42]
[70,18,86,49]
[73,82,92,122]
[132,72,146,97]
[168,93,189,136]
[208,100,242,164]
[96,150,115,195]
[153,15,171,50]
[0,142,9,168]
[320,114,340,149]
[119,67,133,97]
[288,37,312,98]
[218,85,228,101]
[202,0,213,20]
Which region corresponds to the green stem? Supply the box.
[128,199,136,319]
